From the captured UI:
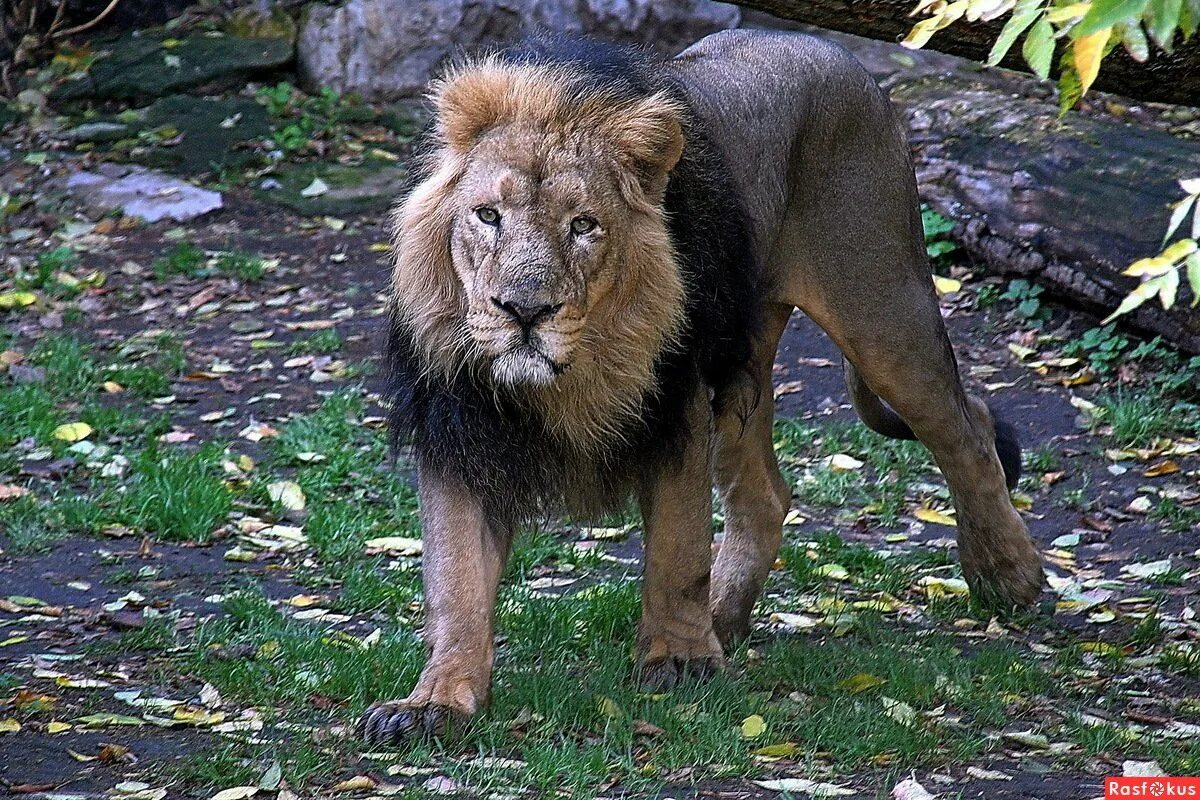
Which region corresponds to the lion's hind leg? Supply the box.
[710,304,793,649]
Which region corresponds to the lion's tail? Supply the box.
[841,359,1021,491]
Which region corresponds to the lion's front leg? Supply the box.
[636,391,725,691]
[360,469,511,745]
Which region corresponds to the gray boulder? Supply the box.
[66,166,223,223]
[297,0,741,101]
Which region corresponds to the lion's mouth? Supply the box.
[490,342,569,388]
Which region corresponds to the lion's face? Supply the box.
[392,58,690,447]
[448,124,631,388]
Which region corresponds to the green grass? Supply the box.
[288,328,342,355]
[774,419,934,527]
[1095,390,1192,447]
[214,250,267,282]
[153,241,206,280]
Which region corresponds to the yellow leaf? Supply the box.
[741,714,767,739]
[914,507,957,527]
[918,576,971,598]
[753,742,798,757]
[1143,460,1180,477]
[596,695,624,719]
[1046,1,1091,21]
[47,720,72,733]
[1162,238,1198,262]
[103,381,124,393]
[266,480,305,511]
[1073,27,1111,95]
[933,275,962,295]
[0,718,20,734]
[332,776,377,792]
[814,563,850,581]
[52,422,93,442]
[1124,256,1175,277]
[827,453,864,472]
[0,291,37,310]
[839,673,888,693]
[172,707,226,726]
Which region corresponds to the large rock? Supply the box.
[297,0,741,101]
[66,165,223,222]
[52,30,293,103]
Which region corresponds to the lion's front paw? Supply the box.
[358,700,470,745]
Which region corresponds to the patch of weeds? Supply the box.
[104,364,171,398]
[287,328,342,355]
[94,615,177,653]
[306,500,379,564]
[29,335,98,396]
[974,283,1002,310]
[1000,279,1051,323]
[15,246,84,299]
[257,82,357,156]
[215,250,267,282]
[921,206,957,265]
[152,241,206,280]
[780,531,950,597]
[0,383,60,455]
[1025,445,1059,475]
[1094,390,1189,446]
[0,495,66,554]
[168,743,259,789]
[1150,497,1200,533]
[1064,325,1130,377]
[774,419,933,526]
[338,560,421,615]
[75,443,232,541]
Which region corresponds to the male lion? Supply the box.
[361,31,1045,743]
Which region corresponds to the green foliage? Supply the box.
[257,82,355,156]
[921,206,957,263]
[152,241,206,280]
[214,250,267,282]
[1000,278,1051,322]
[287,328,342,355]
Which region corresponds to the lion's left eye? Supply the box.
[570,216,598,236]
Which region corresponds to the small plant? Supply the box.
[921,206,957,264]
[153,242,206,280]
[16,246,83,298]
[288,328,341,355]
[214,250,267,282]
[1000,279,1051,323]
[1096,390,1184,447]
[257,82,353,156]
[1064,325,1129,376]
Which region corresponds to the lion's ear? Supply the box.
[432,65,513,152]
[603,92,685,202]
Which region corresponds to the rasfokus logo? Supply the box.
[1106,778,1200,797]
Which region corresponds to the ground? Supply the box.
[2,68,1200,800]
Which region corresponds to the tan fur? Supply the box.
[389,58,689,454]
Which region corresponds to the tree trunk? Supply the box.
[736,0,1200,107]
[799,28,1200,352]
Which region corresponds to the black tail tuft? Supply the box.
[991,412,1022,491]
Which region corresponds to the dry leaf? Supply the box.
[52,422,93,442]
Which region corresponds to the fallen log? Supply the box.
[802,29,1200,353]
[736,0,1200,107]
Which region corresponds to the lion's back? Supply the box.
[669,30,888,253]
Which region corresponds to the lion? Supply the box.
[359,30,1046,744]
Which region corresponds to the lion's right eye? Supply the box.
[475,207,500,226]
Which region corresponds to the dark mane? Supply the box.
[385,36,763,527]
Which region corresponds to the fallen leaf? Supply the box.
[364,536,423,556]
[0,484,30,501]
[828,453,864,472]
[52,422,93,442]
[741,714,766,738]
[210,788,259,800]
[753,742,798,757]
[1143,460,1180,477]
[839,673,888,693]
[331,776,376,792]
[753,778,856,795]
[300,178,330,198]
[913,507,956,527]
[892,778,936,799]
[0,718,20,733]
[267,480,306,511]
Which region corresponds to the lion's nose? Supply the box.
[492,296,562,329]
